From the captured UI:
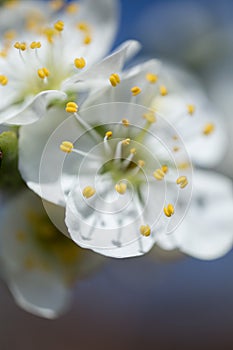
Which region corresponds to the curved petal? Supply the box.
[2,90,67,125]
[7,271,71,319]
[65,0,119,65]
[63,40,141,90]
[19,107,91,205]
[158,170,233,259]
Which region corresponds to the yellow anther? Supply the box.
[143,112,156,123]
[122,138,131,146]
[82,186,96,199]
[49,0,64,10]
[130,148,136,154]
[0,75,8,86]
[74,57,86,69]
[164,204,175,217]
[138,160,145,167]
[173,135,179,140]
[66,2,79,13]
[115,182,127,195]
[37,67,50,79]
[0,50,8,58]
[187,104,195,115]
[131,86,141,96]
[44,27,56,43]
[4,30,16,41]
[122,118,130,127]
[203,123,215,135]
[153,168,166,180]
[105,131,113,139]
[14,41,27,51]
[30,41,41,49]
[160,85,168,96]
[83,35,92,45]
[178,162,191,170]
[140,224,151,237]
[77,22,90,32]
[146,73,158,84]
[66,102,78,113]
[161,165,168,174]
[176,176,188,189]
[173,146,180,152]
[109,73,121,87]
[54,20,64,32]
[60,141,74,153]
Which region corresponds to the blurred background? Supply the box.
[0,0,233,349]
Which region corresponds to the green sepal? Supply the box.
[0,131,23,190]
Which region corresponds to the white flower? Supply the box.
[0,189,103,318]
[17,58,232,259]
[0,0,120,125]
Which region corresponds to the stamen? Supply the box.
[122,118,130,127]
[83,35,92,45]
[164,204,175,217]
[4,30,16,41]
[161,165,168,174]
[0,75,8,86]
[130,148,136,154]
[109,73,120,87]
[160,85,168,96]
[104,131,113,140]
[146,73,158,84]
[14,41,27,51]
[131,86,141,96]
[30,41,41,49]
[38,67,50,79]
[122,138,131,146]
[44,27,56,43]
[66,2,79,13]
[143,112,156,123]
[60,141,100,160]
[0,49,8,58]
[203,123,215,135]
[138,160,145,167]
[115,182,127,195]
[74,57,86,69]
[66,101,78,113]
[153,168,166,180]
[187,104,195,115]
[60,141,73,153]
[176,176,188,189]
[54,20,64,32]
[49,0,64,10]
[82,186,96,199]
[140,224,151,237]
[77,22,90,32]
[173,146,180,152]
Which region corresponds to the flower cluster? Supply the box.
[0,0,232,318]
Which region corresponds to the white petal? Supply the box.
[19,108,89,206]
[7,271,71,319]
[67,0,119,65]
[81,59,161,109]
[63,40,141,90]
[158,170,233,259]
[2,90,67,125]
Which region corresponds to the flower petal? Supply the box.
[7,271,71,319]
[19,107,92,206]
[63,40,141,90]
[1,90,67,125]
[158,170,233,259]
